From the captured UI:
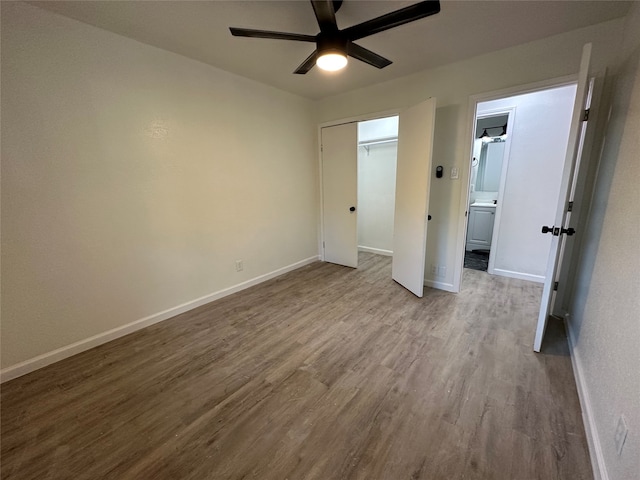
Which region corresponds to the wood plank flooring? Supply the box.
[1,253,592,479]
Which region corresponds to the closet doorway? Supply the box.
[321,98,436,297]
[357,117,399,258]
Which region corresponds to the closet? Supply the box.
[320,97,437,297]
[357,117,399,257]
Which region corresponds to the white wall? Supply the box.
[478,84,577,282]
[356,118,398,254]
[358,116,399,142]
[357,143,397,254]
[316,18,624,290]
[0,3,318,371]
[567,4,640,479]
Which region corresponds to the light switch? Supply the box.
[450,167,459,179]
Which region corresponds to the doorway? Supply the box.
[321,98,437,297]
[357,116,399,258]
[464,111,512,273]
[461,83,578,287]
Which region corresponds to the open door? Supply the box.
[392,97,437,297]
[534,44,592,352]
[321,123,358,268]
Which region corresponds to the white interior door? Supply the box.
[534,44,592,352]
[392,97,437,297]
[322,123,358,268]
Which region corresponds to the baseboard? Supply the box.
[423,278,456,292]
[564,315,609,480]
[358,246,393,256]
[0,255,320,384]
[491,268,545,283]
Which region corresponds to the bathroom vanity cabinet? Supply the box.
[465,205,496,251]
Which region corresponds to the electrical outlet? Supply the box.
[431,264,437,275]
[235,260,244,272]
[614,415,628,455]
[438,266,446,277]
[450,167,459,179]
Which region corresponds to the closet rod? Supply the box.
[358,138,398,147]
[358,138,398,154]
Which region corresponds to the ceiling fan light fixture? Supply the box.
[316,51,348,71]
[229,0,441,75]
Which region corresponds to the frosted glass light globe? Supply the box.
[316,53,348,71]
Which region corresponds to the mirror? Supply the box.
[471,114,508,195]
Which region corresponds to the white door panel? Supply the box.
[322,123,358,268]
[392,98,437,297]
[534,44,592,352]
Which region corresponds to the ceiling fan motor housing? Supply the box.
[317,32,348,57]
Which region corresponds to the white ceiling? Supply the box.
[29,0,633,100]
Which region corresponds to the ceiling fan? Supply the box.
[229,0,441,74]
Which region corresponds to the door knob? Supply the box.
[542,225,575,236]
[349,206,356,212]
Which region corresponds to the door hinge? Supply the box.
[582,108,590,121]
[554,281,559,291]
[322,241,325,249]
[567,201,573,212]
[321,144,323,152]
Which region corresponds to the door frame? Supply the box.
[469,107,516,276]
[318,108,400,261]
[452,74,579,293]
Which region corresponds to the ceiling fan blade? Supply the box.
[348,42,392,69]
[294,51,319,74]
[342,0,440,41]
[229,27,316,42]
[310,0,338,32]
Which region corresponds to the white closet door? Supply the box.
[322,123,358,268]
[392,97,437,297]
[534,44,592,352]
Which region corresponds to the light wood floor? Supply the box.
[1,253,592,479]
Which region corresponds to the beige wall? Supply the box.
[1,3,318,369]
[316,19,624,291]
[568,4,640,479]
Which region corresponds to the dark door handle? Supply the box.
[428,215,432,221]
[349,206,356,212]
[542,225,575,236]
